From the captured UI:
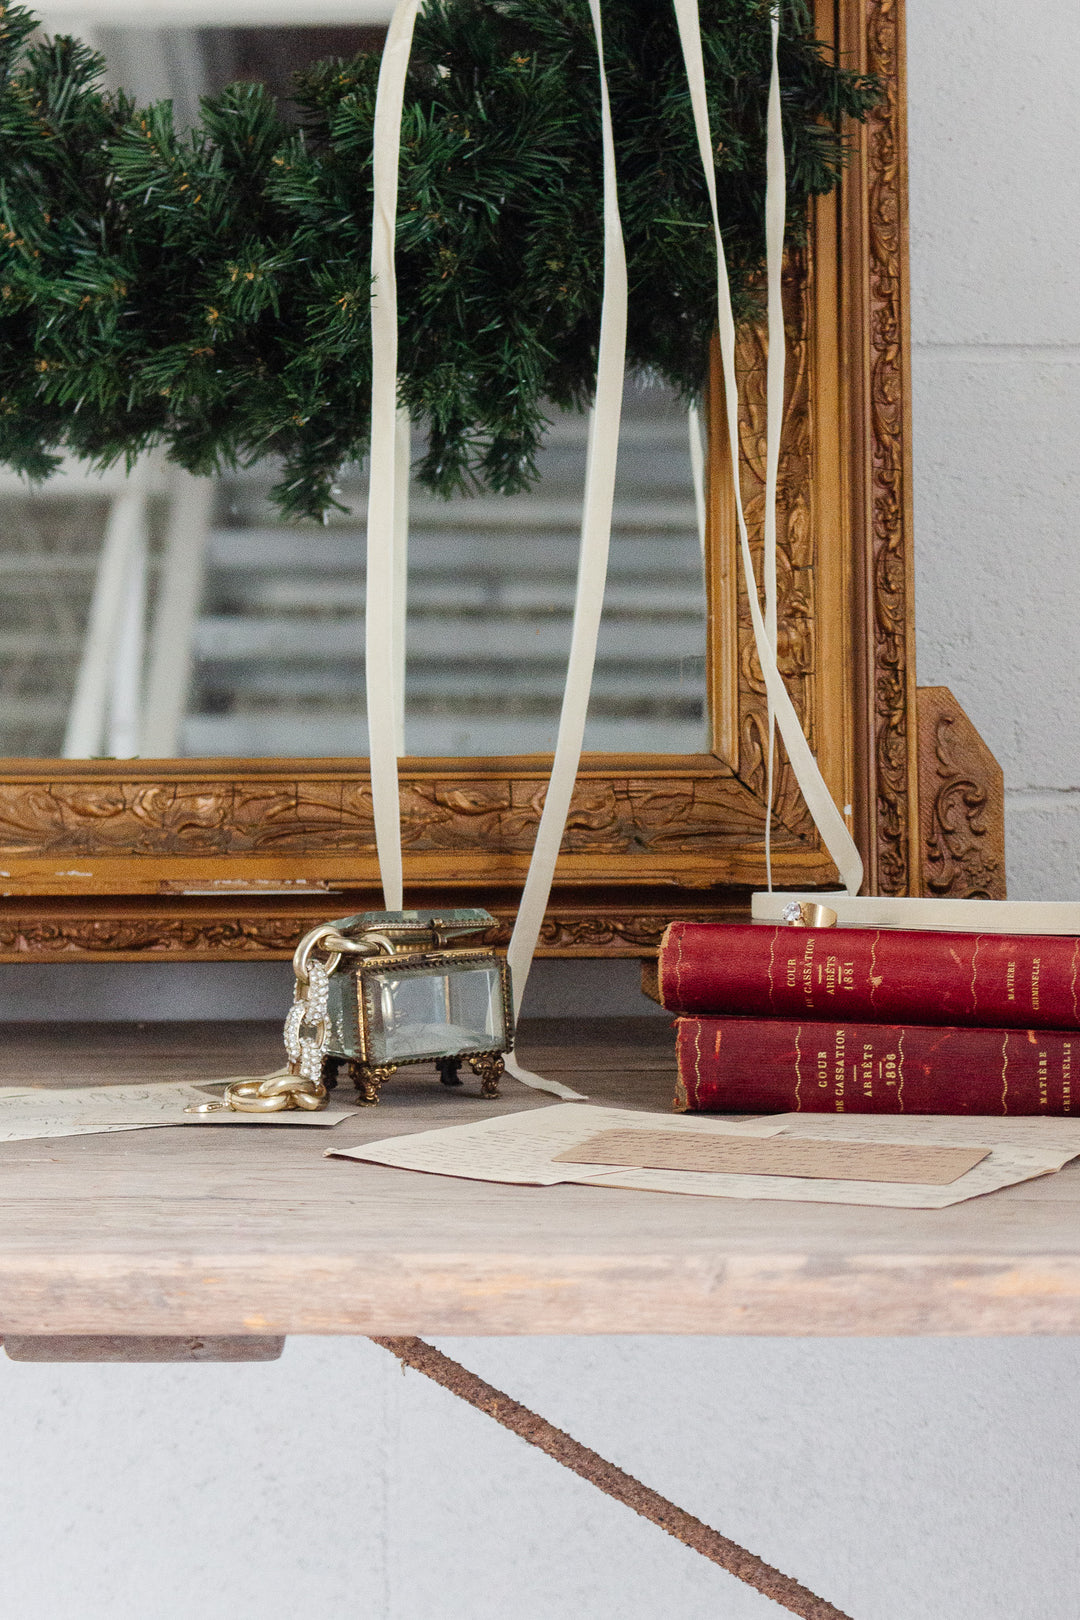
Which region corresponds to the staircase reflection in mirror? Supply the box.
[0,378,708,760]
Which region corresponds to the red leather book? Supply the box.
[674,1015,1080,1115]
[659,921,1080,1031]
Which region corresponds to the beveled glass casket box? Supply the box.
[289,909,514,1105]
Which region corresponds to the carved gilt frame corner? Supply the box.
[0,0,917,963]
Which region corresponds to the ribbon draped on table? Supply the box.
[364,0,864,1097]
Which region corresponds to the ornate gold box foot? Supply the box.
[467,1052,504,1098]
[352,1062,397,1105]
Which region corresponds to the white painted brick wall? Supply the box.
[908,0,1080,899]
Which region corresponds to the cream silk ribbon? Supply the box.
[762,4,784,890]
[677,7,1049,931]
[366,0,627,1098]
[672,0,864,898]
[366,0,421,912]
[501,0,627,1098]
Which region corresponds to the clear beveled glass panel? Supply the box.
[366,962,506,1065]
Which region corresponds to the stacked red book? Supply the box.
[658,921,1080,1115]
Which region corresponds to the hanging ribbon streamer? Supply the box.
[502,0,627,1099]
[762,5,784,890]
[365,0,625,1099]
[392,404,411,756]
[366,0,422,911]
[671,0,864,897]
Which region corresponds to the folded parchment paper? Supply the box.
[330,1104,1080,1208]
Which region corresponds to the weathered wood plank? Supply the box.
[2,1335,285,1362]
[3,1019,1080,1337]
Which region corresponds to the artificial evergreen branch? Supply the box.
[0,0,877,519]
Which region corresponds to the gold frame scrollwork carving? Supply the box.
[0,0,922,962]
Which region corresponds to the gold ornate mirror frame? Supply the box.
[0,0,935,964]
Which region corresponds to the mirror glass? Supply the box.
[0,22,708,762]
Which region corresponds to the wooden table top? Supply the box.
[4,1016,1080,1338]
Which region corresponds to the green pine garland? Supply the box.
[0,0,877,520]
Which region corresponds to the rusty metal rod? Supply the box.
[371,1336,854,1620]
